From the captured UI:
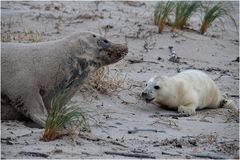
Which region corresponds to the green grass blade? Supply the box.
[174,1,201,29]
[154,1,175,33]
[200,2,238,34]
[43,82,90,141]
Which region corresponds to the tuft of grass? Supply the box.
[88,66,125,95]
[173,1,201,30]
[94,1,100,11]
[42,85,89,142]
[154,1,175,33]
[200,2,238,34]
[1,32,12,42]
[54,16,62,34]
[23,30,43,42]
[55,16,62,34]
[1,30,43,43]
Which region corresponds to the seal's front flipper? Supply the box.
[31,113,47,128]
[17,92,48,128]
[1,103,26,120]
[178,104,196,116]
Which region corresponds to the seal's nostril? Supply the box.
[142,92,147,96]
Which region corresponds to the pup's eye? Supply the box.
[154,86,160,90]
[93,34,96,38]
[145,84,147,86]
[103,39,108,43]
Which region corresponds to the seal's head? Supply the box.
[142,76,169,103]
[67,32,128,68]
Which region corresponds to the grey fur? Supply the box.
[1,31,128,127]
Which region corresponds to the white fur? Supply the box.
[143,70,223,115]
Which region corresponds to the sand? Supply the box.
[1,1,239,159]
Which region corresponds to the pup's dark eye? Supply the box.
[103,39,108,43]
[93,34,96,38]
[145,84,147,86]
[154,86,160,90]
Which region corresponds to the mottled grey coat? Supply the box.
[1,32,128,127]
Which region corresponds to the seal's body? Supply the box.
[1,32,128,127]
[142,70,228,115]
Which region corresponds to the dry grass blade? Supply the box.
[173,1,201,30]
[200,2,238,34]
[88,66,125,95]
[154,1,175,33]
[55,16,62,34]
[1,30,43,43]
[42,84,89,141]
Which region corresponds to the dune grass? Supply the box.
[42,85,89,142]
[154,1,175,33]
[200,2,238,34]
[173,1,201,30]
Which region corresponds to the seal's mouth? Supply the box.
[105,44,128,64]
[145,98,155,103]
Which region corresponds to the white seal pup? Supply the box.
[1,31,128,127]
[142,70,235,115]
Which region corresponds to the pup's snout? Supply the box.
[142,92,147,96]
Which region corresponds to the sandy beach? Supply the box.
[1,1,239,159]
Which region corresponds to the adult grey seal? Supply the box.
[1,31,128,127]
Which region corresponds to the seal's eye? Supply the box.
[154,85,160,90]
[93,34,96,38]
[97,39,110,49]
[145,84,147,86]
